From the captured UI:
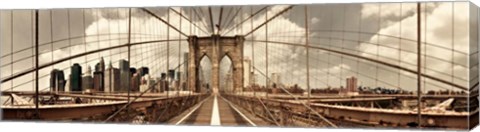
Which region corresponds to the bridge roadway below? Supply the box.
[168,94,269,126]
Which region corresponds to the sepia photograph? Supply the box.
[0,0,479,131]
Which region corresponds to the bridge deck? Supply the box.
[183,95,214,125]
[170,94,268,126]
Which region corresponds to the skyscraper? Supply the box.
[93,71,104,92]
[176,71,182,81]
[176,71,182,91]
[168,69,175,91]
[168,69,175,81]
[140,74,153,92]
[50,69,66,92]
[105,62,121,92]
[50,69,59,92]
[56,70,66,92]
[119,59,130,92]
[129,68,137,77]
[99,57,105,72]
[104,62,113,92]
[131,72,140,92]
[70,63,82,92]
[93,57,105,92]
[161,79,169,92]
[161,73,167,80]
[270,73,281,88]
[346,76,358,93]
[160,72,168,91]
[82,66,94,91]
[138,67,149,77]
[225,73,233,92]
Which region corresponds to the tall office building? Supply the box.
[98,57,105,72]
[153,77,161,93]
[82,66,94,91]
[140,74,154,92]
[270,73,281,88]
[176,71,182,91]
[160,73,167,80]
[161,80,169,92]
[162,72,171,91]
[176,71,182,81]
[93,57,105,92]
[138,67,149,77]
[93,71,104,92]
[104,62,113,92]
[160,72,168,91]
[340,76,359,96]
[105,62,121,92]
[251,73,258,86]
[57,70,66,92]
[119,59,130,92]
[50,69,59,92]
[225,73,233,92]
[50,69,66,92]
[346,76,358,92]
[131,72,140,92]
[70,63,82,92]
[168,69,175,81]
[130,68,137,77]
[168,70,175,91]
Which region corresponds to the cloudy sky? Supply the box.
[0,2,477,92]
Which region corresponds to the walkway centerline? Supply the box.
[210,95,221,125]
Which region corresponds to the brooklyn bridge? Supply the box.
[0,2,478,130]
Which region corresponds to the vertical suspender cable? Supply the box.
[416,2,422,128]
[251,7,256,97]
[265,8,269,99]
[127,8,132,105]
[179,8,182,96]
[34,9,40,118]
[305,5,311,104]
[167,9,170,98]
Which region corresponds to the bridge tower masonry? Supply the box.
[188,35,245,94]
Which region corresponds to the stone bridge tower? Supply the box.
[187,35,245,94]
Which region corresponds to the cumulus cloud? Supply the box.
[234,5,312,88]
[237,3,471,91]
[310,17,320,25]
[358,2,470,91]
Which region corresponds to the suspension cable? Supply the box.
[252,66,338,128]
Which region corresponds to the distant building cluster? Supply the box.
[426,90,466,95]
[357,86,410,95]
[49,56,188,93]
[239,71,417,96]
